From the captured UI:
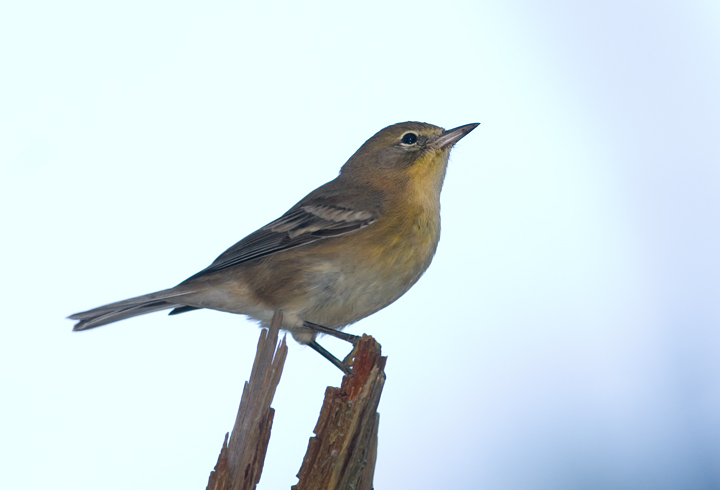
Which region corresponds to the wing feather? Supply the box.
[183,204,377,281]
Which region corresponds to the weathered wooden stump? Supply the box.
[206,312,385,490]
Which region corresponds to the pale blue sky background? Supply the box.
[1,1,719,489]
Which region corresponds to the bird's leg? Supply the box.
[303,322,360,375]
[303,321,360,344]
[308,340,352,376]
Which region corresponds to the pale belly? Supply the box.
[295,222,440,330]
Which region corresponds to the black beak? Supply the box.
[430,123,480,149]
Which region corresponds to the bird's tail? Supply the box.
[69,288,194,331]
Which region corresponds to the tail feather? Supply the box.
[69,288,196,331]
[168,305,201,316]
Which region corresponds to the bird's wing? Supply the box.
[184,204,377,281]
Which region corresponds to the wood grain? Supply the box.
[293,335,386,490]
[207,311,287,490]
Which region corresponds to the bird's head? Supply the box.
[340,121,479,198]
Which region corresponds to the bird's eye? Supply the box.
[400,133,418,145]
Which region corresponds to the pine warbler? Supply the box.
[70,121,479,372]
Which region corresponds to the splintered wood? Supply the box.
[206,311,288,490]
[205,314,385,490]
[293,335,386,490]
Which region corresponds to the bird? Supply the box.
[69,121,479,373]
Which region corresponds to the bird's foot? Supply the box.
[308,340,353,376]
